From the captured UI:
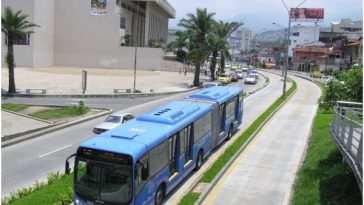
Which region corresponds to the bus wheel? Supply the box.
[195,150,203,171]
[155,185,164,205]
[226,125,233,140]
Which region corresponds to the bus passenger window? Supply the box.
[180,125,192,163]
[168,135,177,176]
[220,104,225,133]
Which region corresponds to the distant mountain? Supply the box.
[255,29,286,43]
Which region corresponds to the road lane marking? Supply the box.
[38,144,73,158]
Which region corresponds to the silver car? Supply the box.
[244,74,257,84]
[93,113,135,134]
[235,70,244,79]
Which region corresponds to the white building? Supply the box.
[1,0,175,69]
[229,28,252,55]
[288,24,321,57]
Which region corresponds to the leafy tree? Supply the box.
[179,8,215,86]
[1,7,39,94]
[209,21,242,77]
[171,30,190,62]
[148,38,165,48]
[320,66,362,109]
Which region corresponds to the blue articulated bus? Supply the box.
[65,86,243,205]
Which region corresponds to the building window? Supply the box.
[5,33,30,45]
[120,17,126,29]
[292,32,299,36]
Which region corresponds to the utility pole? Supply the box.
[283,14,291,97]
[133,1,140,93]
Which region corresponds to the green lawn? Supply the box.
[291,108,362,205]
[2,103,29,112]
[29,106,90,120]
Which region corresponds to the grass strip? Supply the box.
[291,108,362,205]
[4,174,73,205]
[179,193,201,205]
[178,79,297,205]
[291,81,362,205]
[2,103,29,112]
[30,106,90,120]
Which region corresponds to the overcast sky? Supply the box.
[168,0,363,33]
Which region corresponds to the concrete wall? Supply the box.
[33,0,55,67]
[54,0,162,69]
[1,0,35,67]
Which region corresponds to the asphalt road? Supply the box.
[201,75,322,205]
[1,72,265,197]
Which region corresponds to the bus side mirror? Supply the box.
[65,153,76,175]
[141,166,149,180]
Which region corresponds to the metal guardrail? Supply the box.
[330,101,363,192]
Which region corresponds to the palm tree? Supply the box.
[171,30,190,62]
[212,21,243,75]
[179,8,215,86]
[1,7,39,94]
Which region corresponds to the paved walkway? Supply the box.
[1,66,196,95]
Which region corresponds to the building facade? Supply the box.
[229,28,252,55]
[2,0,175,69]
[288,24,320,57]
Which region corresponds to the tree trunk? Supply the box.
[220,54,226,74]
[210,50,217,80]
[193,63,201,87]
[7,36,16,94]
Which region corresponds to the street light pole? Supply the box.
[282,11,291,97]
[133,1,140,93]
[272,22,288,76]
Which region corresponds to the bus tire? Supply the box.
[226,125,233,140]
[155,185,164,205]
[195,150,203,171]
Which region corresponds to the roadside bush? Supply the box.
[320,66,362,109]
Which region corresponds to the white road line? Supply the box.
[38,144,73,158]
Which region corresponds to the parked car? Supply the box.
[235,70,244,79]
[244,74,257,84]
[241,67,249,72]
[225,63,232,68]
[230,72,239,82]
[218,73,232,84]
[93,113,135,134]
[310,71,322,78]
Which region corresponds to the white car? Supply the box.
[93,113,135,134]
[241,67,249,72]
[225,63,232,68]
[235,70,244,79]
[249,70,259,79]
[244,74,257,84]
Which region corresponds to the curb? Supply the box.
[1,108,112,148]
[1,88,199,98]
[194,73,297,204]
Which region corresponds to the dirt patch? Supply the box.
[19,106,57,115]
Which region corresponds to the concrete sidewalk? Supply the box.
[1,66,196,95]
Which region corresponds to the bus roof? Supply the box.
[186,86,243,104]
[79,100,212,161]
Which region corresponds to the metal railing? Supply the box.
[330,101,363,192]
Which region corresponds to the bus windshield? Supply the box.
[74,149,132,204]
